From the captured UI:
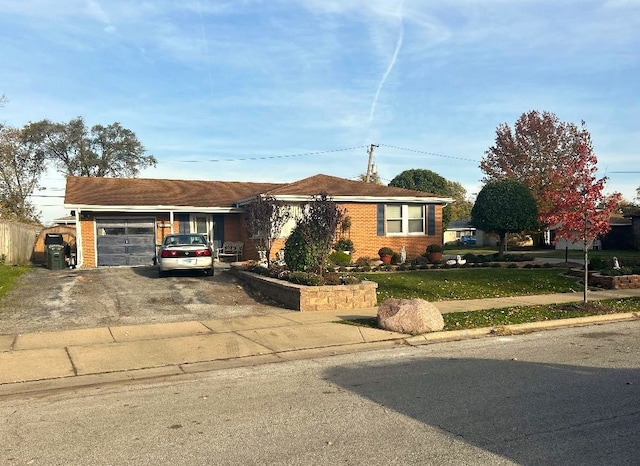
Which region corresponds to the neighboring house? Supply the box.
[64,174,453,268]
[550,216,633,251]
[443,220,496,247]
[623,207,640,250]
[444,219,476,245]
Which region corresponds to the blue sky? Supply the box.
[1,0,638,223]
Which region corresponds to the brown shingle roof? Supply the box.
[64,176,283,207]
[64,174,448,208]
[265,174,442,198]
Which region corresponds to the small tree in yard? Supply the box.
[243,195,291,266]
[541,139,621,302]
[296,192,345,275]
[471,179,538,258]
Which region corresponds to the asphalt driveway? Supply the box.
[0,265,287,335]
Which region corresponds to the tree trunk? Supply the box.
[498,232,507,258]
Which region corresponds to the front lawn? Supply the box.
[360,268,581,302]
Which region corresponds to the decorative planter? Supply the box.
[232,268,378,312]
[428,252,443,262]
[380,255,392,264]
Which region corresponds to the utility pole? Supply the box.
[366,144,379,183]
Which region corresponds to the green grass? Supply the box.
[444,298,640,330]
[0,265,32,300]
[360,268,581,302]
[342,298,640,333]
[443,246,640,262]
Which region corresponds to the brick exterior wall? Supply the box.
[245,202,444,263]
[80,216,96,267]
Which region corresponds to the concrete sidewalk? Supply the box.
[2,289,639,396]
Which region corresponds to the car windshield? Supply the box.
[164,235,207,246]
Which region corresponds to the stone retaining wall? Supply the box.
[590,273,640,290]
[234,269,378,312]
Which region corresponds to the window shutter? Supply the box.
[427,205,436,236]
[377,204,385,236]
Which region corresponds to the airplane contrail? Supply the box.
[369,2,405,123]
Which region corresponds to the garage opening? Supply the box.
[96,218,156,266]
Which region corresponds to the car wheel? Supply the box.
[204,267,214,276]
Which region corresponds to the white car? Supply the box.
[157,234,214,277]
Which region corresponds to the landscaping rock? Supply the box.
[377,298,444,334]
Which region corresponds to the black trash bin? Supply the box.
[44,233,66,270]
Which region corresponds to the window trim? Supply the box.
[385,204,426,236]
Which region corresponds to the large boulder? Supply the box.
[377,298,444,334]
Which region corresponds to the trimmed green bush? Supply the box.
[329,250,352,267]
[284,225,315,272]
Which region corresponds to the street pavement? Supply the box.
[1,288,639,396]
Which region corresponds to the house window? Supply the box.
[386,205,403,233]
[385,204,425,235]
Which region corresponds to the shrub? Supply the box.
[284,225,315,272]
[600,266,634,276]
[589,257,606,270]
[324,272,341,285]
[426,244,443,253]
[341,275,361,285]
[329,250,352,267]
[462,253,478,263]
[333,238,355,253]
[391,252,402,264]
[288,271,324,286]
[354,257,370,267]
[250,264,271,276]
[378,247,394,257]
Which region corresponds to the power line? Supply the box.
[378,143,479,163]
[178,146,368,163]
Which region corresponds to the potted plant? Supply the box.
[378,247,394,264]
[426,243,443,262]
[334,238,355,254]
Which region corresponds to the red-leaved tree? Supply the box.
[541,133,621,302]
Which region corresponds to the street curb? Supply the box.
[405,312,640,345]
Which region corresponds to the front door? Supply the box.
[190,214,214,243]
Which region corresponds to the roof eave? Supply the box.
[64,204,245,213]
[268,195,455,204]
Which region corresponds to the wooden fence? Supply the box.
[0,220,42,265]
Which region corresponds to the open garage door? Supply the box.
[96,218,156,266]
